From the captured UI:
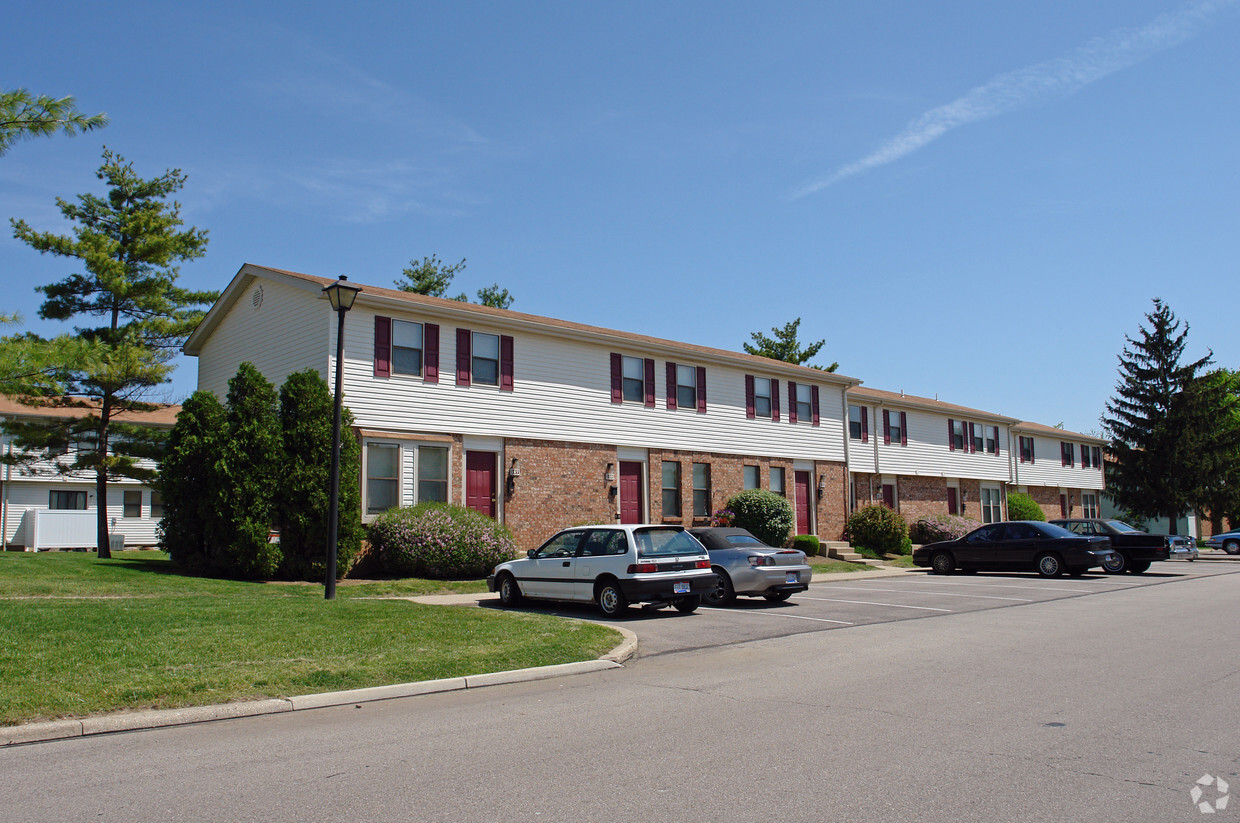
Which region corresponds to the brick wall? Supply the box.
[1027,485,1063,520]
[501,439,618,551]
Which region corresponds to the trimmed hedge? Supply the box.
[369,503,518,579]
[1007,492,1046,521]
[725,489,795,547]
[791,534,821,557]
[846,505,908,554]
[910,514,982,545]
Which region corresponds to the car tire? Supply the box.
[1101,552,1128,574]
[930,551,954,575]
[1036,553,1064,578]
[595,580,628,617]
[673,595,701,613]
[1128,560,1151,574]
[704,568,735,606]
[1224,540,1240,556]
[496,573,522,607]
[763,591,793,602]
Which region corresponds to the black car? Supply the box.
[1050,518,1173,574]
[912,521,1118,578]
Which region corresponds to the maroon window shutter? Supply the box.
[610,353,623,403]
[424,323,439,383]
[499,335,514,391]
[456,328,471,386]
[644,358,655,408]
[993,426,1000,456]
[883,409,891,445]
[696,366,707,413]
[771,380,780,422]
[968,422,976,453]
[861,407,868,443]
[900,412,908,446]
[788,381,798,424]
[666,361,677,410]
[1061,443,1068,467]
[374,316,391,378]
[948,419,955,451]
[744,375,755,419]
[811,386,821,427]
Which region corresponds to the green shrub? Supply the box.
[369,503,518,579]
[910,514,982,544]
[158,390,228,572]
[1007,492,1045,521]
[725,489,794,547]
[846,505,908,554]
[791,534,821,557]
[219,363,282,579]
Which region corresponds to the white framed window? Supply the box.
[981,486,1001,523]
[692,463,711,517]
[151,491,165,519]
[676,365,697,411]
[123,490,142,518]
[972,424,985,454]
[50,490,87,510]
[364,440,451,516]
[753,378,772,418]
[848,405,865,440]
[392,320,424,376]
[472,332,500,386]
[662,461,682,516]
[365,442,401,515]
[743,465,760,490]
[770,466,786,497]
[418,445,449,503]
[1082,493,1100,519]
[794,384,812,423]
[622,356,644,403]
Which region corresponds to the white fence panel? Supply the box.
[23,509,100,550]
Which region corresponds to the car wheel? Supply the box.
[1128,560,1151,574]
[704,568,735,606]
[1101,552,1128,574]
[1036,553,1064,578]
[595,580,628,617]
[673,595,701,613]
[763,591,793,602]
[1224,540,1240,556]
[930,551,954,575]
[496,573,522,607]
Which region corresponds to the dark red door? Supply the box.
[1059,494,1069,518]
[466,451,497,517]
[794,470,812,536]
[619,462,643,524]
[947,487,958,516]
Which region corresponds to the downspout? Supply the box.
[1007,427,1019,520]
[841,389,851,514]
[872,402,882,503]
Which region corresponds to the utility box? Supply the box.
[108,533,125,553]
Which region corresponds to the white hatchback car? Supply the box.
[487,524,716,616]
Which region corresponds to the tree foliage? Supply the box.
[5,149,214,557]
[0,88,107,157]
[394,254,515,309]
[1103,299,1240,533]
[220,364,282,579]
[743,318,838,372]
[157,391,227,571]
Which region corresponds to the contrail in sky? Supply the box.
[790,0,1237,198]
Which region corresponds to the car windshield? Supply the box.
[634,528,705,557]
[724,534,766,547]
[1105,520,1143,533]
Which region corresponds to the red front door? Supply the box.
[466,451,497,517]
[619,462,643,524]
[794,470,812,536]
[947,487,958,515]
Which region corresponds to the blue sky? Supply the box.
[3,0,1237,435]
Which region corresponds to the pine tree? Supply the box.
[743,317,838,372]
[6,149,214,557]
[0,88,107,157]
[1103,299,1225,533]
[220,364,281,579]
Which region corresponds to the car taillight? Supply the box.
[748,556,774,567]
[695,559,711,569]
[627,563,658,574]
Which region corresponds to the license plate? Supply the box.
[673,581,690,595]
[786,572,799,584]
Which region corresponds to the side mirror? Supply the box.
[527,549,537,558]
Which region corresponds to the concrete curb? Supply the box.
[1,626,639,748]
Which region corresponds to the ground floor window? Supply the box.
[418,446,449,503]
[365,440,452,516]
[49,490,87,510]
[692,463,711,517]
[1082,492,1099,519]
[123,490,142,518]
[365,443,401,515]
[770,467,786,497]
[662,461,681,516]
[151,491,165,519]
[744,465,760,490]
[980,487,1001,523]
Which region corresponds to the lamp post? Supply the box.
[322,275,362,600]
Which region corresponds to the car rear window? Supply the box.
[634,528,706,557]
[724,534,766,546]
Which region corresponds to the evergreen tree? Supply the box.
[6,149,214,557]
[275,370,361,582]
[1103,299,1226,533]
[157,391,227,571]
[1186,369,1240,531]
[394,254,515,309]
[221,364,281,579]
[743,318,838,372]
[0,88,107,157]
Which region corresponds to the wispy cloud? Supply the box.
[791,0,1237,198]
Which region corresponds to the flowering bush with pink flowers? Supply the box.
[368,503,517,579]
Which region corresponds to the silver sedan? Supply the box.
[688,527,812,605]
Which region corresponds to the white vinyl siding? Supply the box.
[869,407,1010,483]
[1010,433,1104,491]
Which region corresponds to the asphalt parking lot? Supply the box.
[486,555,1240,658]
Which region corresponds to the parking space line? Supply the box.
[698,607,853,625]
[811,585,1033,602]
[797,596,951,612]
[913,580,1095,594]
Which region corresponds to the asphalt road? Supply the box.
[4,560,1239,822]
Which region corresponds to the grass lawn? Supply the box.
[0,551,619,727]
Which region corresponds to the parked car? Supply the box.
[1205,528,1240,555]
[687,527,812,605]
[913,521,1119,577]
[1049,518,1189,573]
[487,524,716,616]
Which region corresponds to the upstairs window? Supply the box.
[392,320,424,376]
[666,363,706,412]
[986,426,999,455]
[884,410,908,446]
[753,378,772,418]
[949,419,965,451]
[622,356,645,403]
[472,332,500,386]
[1061,442,1075,467]
[456,329,514,390]
[848,405,868,442]
[374,316,439,381]
[794,384,812,423]
[1019,436,1035,464]
[972,423,985,454]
